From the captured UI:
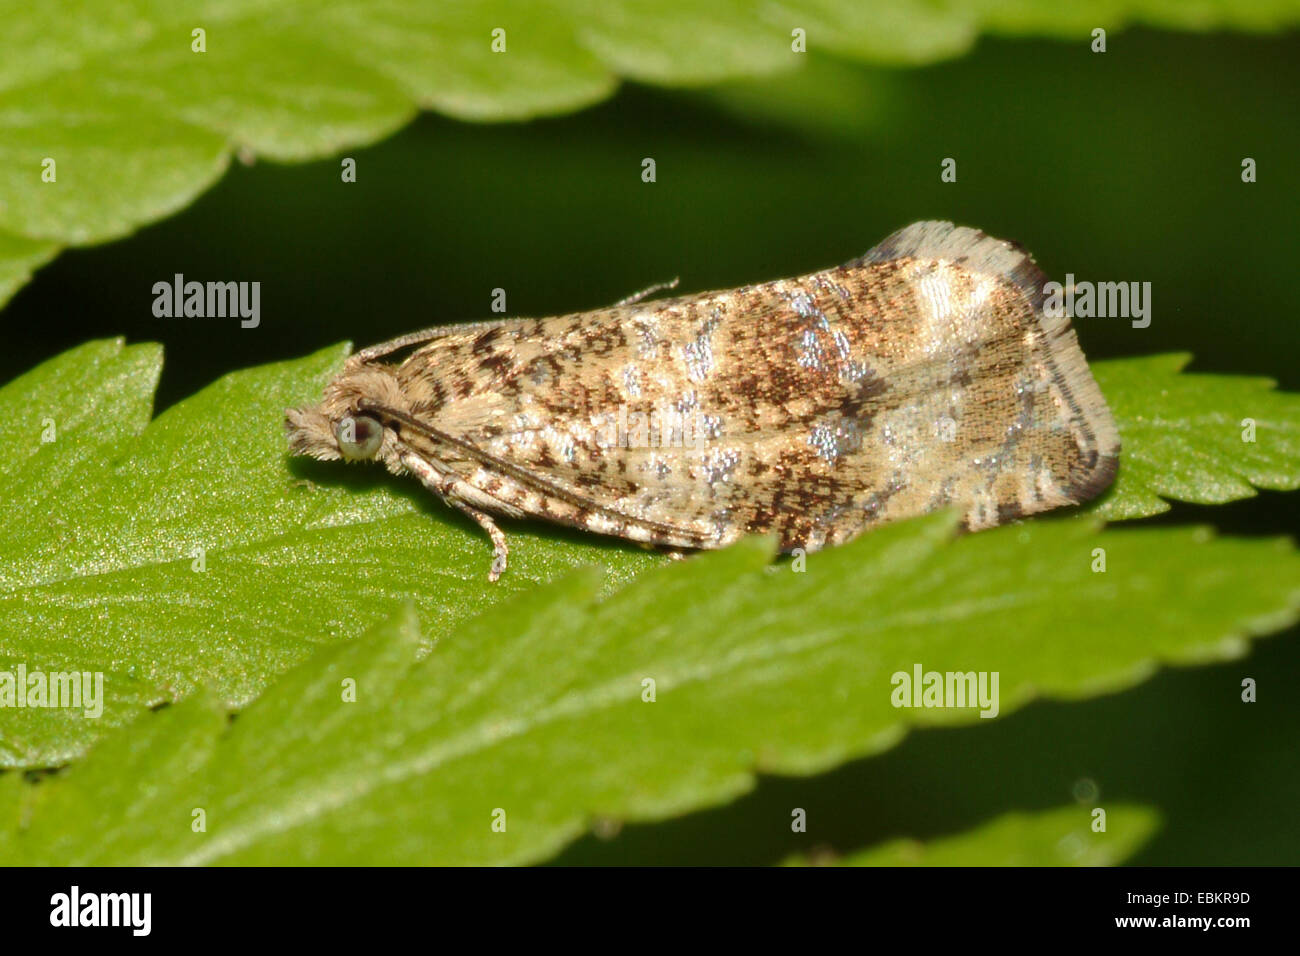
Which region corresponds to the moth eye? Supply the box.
[335,414,384,461]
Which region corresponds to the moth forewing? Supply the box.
[285,221,1119,580]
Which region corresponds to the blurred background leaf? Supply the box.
[1,1,1298,295]
[5,29,1298,404]
[791,804,1161,866]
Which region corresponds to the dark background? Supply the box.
[5,28,1297,864]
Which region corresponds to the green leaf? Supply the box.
[3,0,1298,306]
[0,339,661,768]
[2,342,1299,769]
[794,805,1161,866]
[1090,354,1300,520]
[0,500,1295,863]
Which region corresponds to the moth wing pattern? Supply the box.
[380,220,1119,552]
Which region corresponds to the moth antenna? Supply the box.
[352,280,683,367]
[350,318,515,366]
[613,277,681,307]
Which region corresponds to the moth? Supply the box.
[286,221,1119,580]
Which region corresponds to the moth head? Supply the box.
[285,364,408,465]
[285,404,391,462]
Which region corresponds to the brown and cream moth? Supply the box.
[285,221,1119,580]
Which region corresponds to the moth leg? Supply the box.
[398,451,511,581]
[614,277,679,307]
[446,499,510,582]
